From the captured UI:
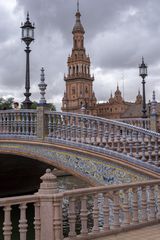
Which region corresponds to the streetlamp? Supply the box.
[21,12,35,109]
[139,57,148,118]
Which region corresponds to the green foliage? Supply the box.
[0,97,14,110]
[30,102,56,111]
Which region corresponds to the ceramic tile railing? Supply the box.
[45,111,160,167]
[0,195,38,240]
[53,179,160,240]
[116,118,151,130]
[0,110,37,137]
[0,170,160,240]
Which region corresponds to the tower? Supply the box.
[62,1,97,115]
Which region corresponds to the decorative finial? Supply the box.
[77,0,79,12]
[151,90,157,116]
[152,90,156,102]
[117,82,119,90]
[27,11,29,21]
[38,67,47,105]
[142,56,144,64]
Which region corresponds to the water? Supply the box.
[0,175,89,240]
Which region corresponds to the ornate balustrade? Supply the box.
[0,109,160,169]
[0,195,39,240]
[0,110,37,138]
[116,118,151,130]
[56,179,160,239]
[45,111,160,167]
[0,170,160,240]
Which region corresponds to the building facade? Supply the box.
[62,5,155,121]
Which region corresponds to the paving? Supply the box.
[96,224,160,240]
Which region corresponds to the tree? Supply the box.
[0,97,14,110]
[30,102,56,111]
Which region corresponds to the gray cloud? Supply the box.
[0,0,160,110]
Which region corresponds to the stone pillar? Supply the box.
[36,169,58,240]
[37,105,49,139]
[150,91,157,132]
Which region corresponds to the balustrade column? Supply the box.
[87,119,92,144]
[156,184,160,219]
[149,185,156,221]
[53,195,63,240]
[82,117,87,144]
[92,194,99,233]
[128,130,133,157]
[104,123,109,148]
[141,186,148,223]
[122,189,130,226]
[34,202,41,240]
[67,116,71,141]
[110,125,115,150]
[116,126,121,152]
[112,190,120,229]
[147,136,152,164]
[135,131,140,159]
[68,197,76,237]
[154,138,159,166]
[48,114,52,137]
[141,134,146,162]
[19,203,28,240]
[103,193,110,231]
[132,187,139,224]
[62,115,67,140]
[57,115,61,139]
[77,117,82,143]
[92,121,97,146]
[71,116,76,142]
[3,205,12,240]
[22,113,25,135]
[98,121,103,147]
[80,196,88,237]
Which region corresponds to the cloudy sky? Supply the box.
[1,0,160,110]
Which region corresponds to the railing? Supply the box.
[116,118,151,130]
[0,195,39,240]
[0,110,37,138]
[0,109,159,168]
[57,179,160,239]
[0,170,160,240]
[45,111,160,167]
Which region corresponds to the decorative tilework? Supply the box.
[0,142,152,185]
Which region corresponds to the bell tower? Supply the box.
[62,1,97,115]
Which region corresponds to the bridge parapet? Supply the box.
[45,111,160,168]
[116,118,151,130]
[0,170,160,240]
[0,109,37,138]
[0,109,160,170]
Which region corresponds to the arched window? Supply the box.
[72,88,75,95]
[74,39,77,48]
[76,65,78,74]
[73,66,75,75]
[85,87,88,94]
[81,39,84,47]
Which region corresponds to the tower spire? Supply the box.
[77,0,79,12]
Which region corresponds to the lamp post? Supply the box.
[139,57,148,118]
[21,12,35,109]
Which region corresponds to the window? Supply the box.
[72,88,75,95]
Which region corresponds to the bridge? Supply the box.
[0,106,160,239]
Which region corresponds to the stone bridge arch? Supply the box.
[0,140,159,191]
